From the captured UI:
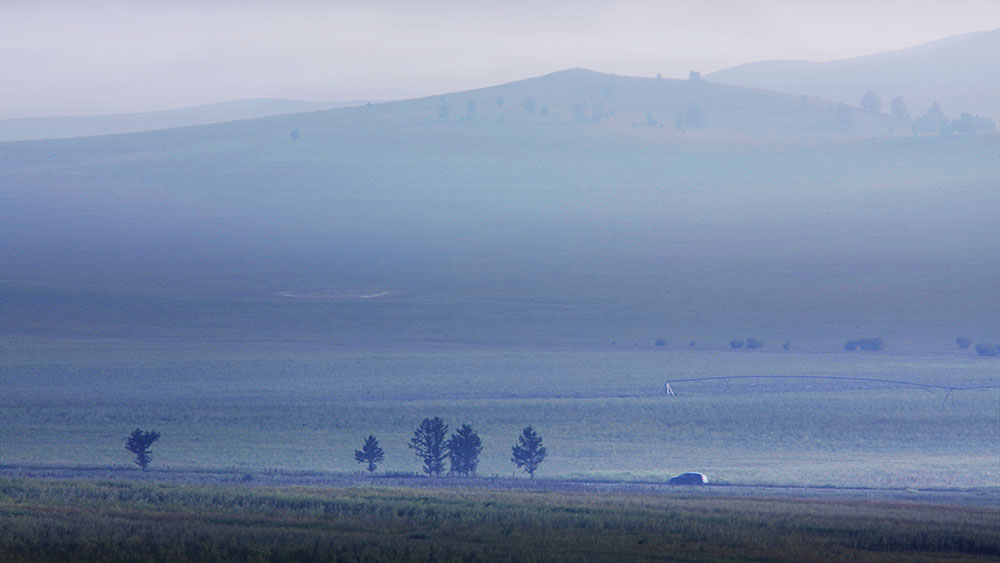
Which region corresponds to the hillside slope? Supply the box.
[1,70,997,348]
[0,98,372,141]
[707,29,1000,123]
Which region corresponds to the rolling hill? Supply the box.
[1,69,997,350]
[707,28,1000,124]
[0,98,376,141]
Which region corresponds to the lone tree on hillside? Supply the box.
[890,97,910,123]
[447,424,483,476]
[410,417,449,476]
[125,428,160,471]
[915,102,947,133]
[860,91,882,113]
[511,426,547,479]
[354,435,385,474]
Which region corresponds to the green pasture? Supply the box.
[2,344,996,488]
[1,478,997,562]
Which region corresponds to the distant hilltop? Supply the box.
[707,28,999,125]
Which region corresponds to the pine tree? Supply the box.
[511,426,547,479]
[125,428,160,471]
[447,424,483,476]
[409,417,448,476]
[354,435,385,474]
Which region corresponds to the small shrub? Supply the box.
[730,340,744,349]
[782,341,791,351]
[688,341,696,348]
[745,338,764,350]
[654,339,667,347]
[845,338,885,352]
[956,337,972,349]
[974,343,1000,357]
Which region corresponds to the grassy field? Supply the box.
[2,342,997,488]
[1,478,997,562]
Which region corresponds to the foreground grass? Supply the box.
[1,478,997,562]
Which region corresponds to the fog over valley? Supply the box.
[1,5,998,561]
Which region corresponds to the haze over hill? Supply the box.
[708,28,1000,124]
[0,98,378,141]
[2,68,997,351]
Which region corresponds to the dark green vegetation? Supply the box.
[511,426,547,479]
[409,418,449,477]
[354,436,384,474]
[2,478,997,562]
[447,425,483,477]
[124,429,160,471]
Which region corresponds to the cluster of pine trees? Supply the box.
[357,418,548,478]
[125,422,548,478]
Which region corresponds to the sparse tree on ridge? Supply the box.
[354,435,385,474]
[511,426,547,479]
[860,91,882,113]
[125,428,160,471]
[890,97,910,122]
[447,424,483,476]
[410,417,449,476]
[915,102,947,133]
[684,102,706,129]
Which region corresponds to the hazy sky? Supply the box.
[2,0,998,118]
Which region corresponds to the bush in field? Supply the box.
[946,113,996,134]
[782,341,792,350]
[511,426,547,479]
[125,428,160,471]
[955,337,972,349]
[845,338,885,351]
[654,338,667,347]
[974,343,1000,357]
[354,435,385,474]
[730,340,744,349]
[447,424,483,476]
[409,417,449,476]
[745,338,764,350]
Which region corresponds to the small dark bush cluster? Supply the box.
[654,338,667,347]
[974,343,1000,357]
[845,338,885,351]
[955,337,972,349]
[731,338,764,350]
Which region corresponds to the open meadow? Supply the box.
[1,478,998,562]
[2,336,997,489]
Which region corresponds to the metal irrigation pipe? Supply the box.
[662,375,1000,405]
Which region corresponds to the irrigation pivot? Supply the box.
[663,375,999,406]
